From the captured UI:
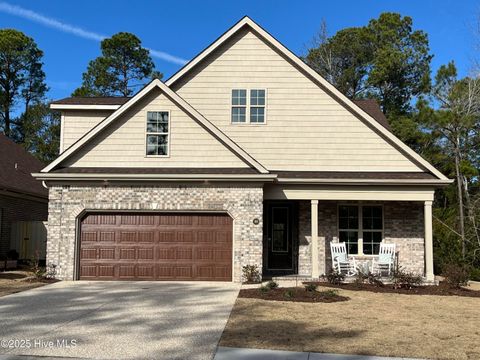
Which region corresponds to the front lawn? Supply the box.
[220,284,480,360]
[0,270,50,297]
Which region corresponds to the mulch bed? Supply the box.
[305,281,480,297]
[239,287,350,303]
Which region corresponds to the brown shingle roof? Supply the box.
[0,134,47,198]
[353,99,390,130]
[273,171,435,180]
[51,167,258,175]
[51,97,131,105]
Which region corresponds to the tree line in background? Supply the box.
[0,13,479,276]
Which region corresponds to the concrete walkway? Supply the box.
[214,347,423,360]
[0,281,239,360]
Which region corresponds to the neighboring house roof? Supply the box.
[0,133,47,198]
[43,79,269,174]
[165,16,448,181]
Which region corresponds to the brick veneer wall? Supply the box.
[298,201,425,276]
[47,184,263,281]
[0,193,48,257]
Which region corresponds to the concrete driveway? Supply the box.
[0,281,240,360]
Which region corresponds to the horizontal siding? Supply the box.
[64,88,249,168]
[173,28,423,172]
[63,110,112,150]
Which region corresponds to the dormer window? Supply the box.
[146,111,169,156]
[231,89,266,124]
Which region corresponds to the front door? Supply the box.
[264,202,297,275]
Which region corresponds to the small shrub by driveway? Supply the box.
[220,285,480,360]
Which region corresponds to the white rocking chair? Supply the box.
[330,242,357,276]
[372,243,396,276]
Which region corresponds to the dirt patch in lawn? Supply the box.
[221,285,480,360]
[0,270,56,297]
[304,281,480,297]
[239,287,349,303]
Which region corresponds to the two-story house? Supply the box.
[34,17,451,282]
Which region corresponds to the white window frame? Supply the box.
[145,110,171,158]
[230,88,267,125]
[337,203,384,256]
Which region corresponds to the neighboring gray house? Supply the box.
[0,133,48,260]
[34,17,451,282]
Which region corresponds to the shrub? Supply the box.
[324,269,345,285]
[470,267,480,282]
[283,289,295,299]
[319,289,339,298]
[442,263,470,288]
[353,269,368,285]
[259,285,270,293]
[391,267,422,289]
[367,273,384,287]
[242,264,261,283]
[265,280,278,290]
[304,283,317,292]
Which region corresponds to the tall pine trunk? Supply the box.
[454,138,466,259]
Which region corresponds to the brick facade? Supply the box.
[47,184,263,281]
[0,193,48,257]
[298,201,425,276]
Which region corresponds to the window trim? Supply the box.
[337,203,384,256]
[230,88,267,125]
[145,110,171,158]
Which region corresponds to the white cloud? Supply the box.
[0,2,188,65]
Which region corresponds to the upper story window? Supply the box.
[231,89,266,124]
[231,89,247,123]
[338,205,383,255]
[250,89,265,123]
[146,111,169,156]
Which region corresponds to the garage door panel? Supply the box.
[99,248,116,260]
[119,248,136,260]
[138,248,154,260]
[98,265,115,278]
[80,213,232,281]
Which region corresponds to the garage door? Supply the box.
[79,213,232,281]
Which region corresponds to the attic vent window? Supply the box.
[146,111,169,156]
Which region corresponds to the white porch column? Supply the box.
[311,200,319,278]
[424,200,434,282]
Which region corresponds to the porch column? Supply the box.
[424,200,434,282]
[311,200,319,278]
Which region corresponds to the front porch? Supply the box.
[262,184,435,282]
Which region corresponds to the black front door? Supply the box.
[264,202,297,275]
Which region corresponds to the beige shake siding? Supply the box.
[64,88,249,168]
[62,110,112,150]
[172,28,423,172]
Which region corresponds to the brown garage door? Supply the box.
[79,213,232,281]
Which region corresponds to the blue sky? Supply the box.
[0,0,478,101]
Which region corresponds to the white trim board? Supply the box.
[42,79,269,174]
[166,16,449,181]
